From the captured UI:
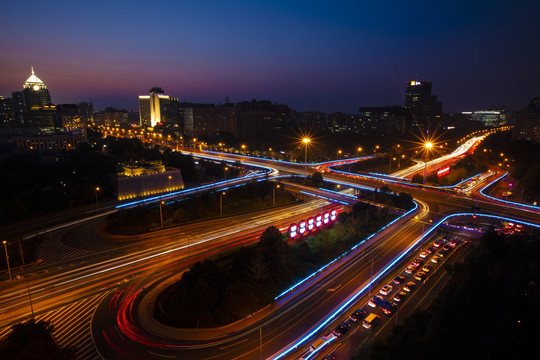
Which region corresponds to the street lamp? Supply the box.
[3,240,11,281]
[337,149,342,159]
[273,184,280,207]
[224,167,228,180]
[168,175,172,192]
[94,187,100,209]
[160,201,165,229]
[423,142,433,186]
[250,313,263,360]
[302,138,310,176]
[357,147,362,156]
[220,192,226,217]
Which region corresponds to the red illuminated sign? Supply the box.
[288,224,298,239]
[437,166,450,178]
[307,217,315,232]
[287,208,341,240]
[299,220,307,235]
[315,215,323,228]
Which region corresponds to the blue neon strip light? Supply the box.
[479,172,539,211]
[271,212,539,360]
[368,172,410,181]
[437,172,485,189]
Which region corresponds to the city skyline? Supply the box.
[1,0,539,113]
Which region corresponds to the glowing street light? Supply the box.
[302,138,310,176]
[423,142,433,186]
[220,192,226,217]
[160,201,165,228]
[224,166,229,180]
[94,187,100,209]
[273,183,281,207]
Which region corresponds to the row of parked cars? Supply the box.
[303,235,463,359]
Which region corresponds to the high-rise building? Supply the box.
[11,91,26,124]
[513,96,540,143]
[57,104,83,130]
[23,67,52,109]
[0,96,12,124]
[78,101,94,125]
[139,87,179,128]
[94,107,129,127]
[358,106,411,136]
[405,80,442,131]
[236,100,290,139]
[182,103,238,138]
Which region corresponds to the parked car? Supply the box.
[368,295,384,308]
[403,281,416,292]
[379,284,393,296]
[393,291,407,302]
[405,265,417,274]
[393,275,406,285]
[333,322,351,337]
[349,309,366,322]
[414,271,427,281]
[412,258,424,267]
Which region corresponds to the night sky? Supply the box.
[1,0,539,113]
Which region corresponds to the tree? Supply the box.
[0,319,76,360]
[248,249,270,283]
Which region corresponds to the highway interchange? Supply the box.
[0,140,538,360]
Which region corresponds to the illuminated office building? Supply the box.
[23,66,52,108]
[139,87,179,128]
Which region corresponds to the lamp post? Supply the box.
[423,142,433,186]
[224,166,228,180]
[220,192,226,217]
[250,313,263,360]
[160,201,164,229]
[369,257,375,295]
[357,147,362,157]
[168,175,172,192]
[94,187,100,209]
[302,138,310,177]
[3,240,11,281]
[273,184,280,207]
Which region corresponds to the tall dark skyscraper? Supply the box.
[405,80,442,131]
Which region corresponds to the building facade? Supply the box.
[139,87,179,128]
[405,80,442,131]
[513,97,540,143]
